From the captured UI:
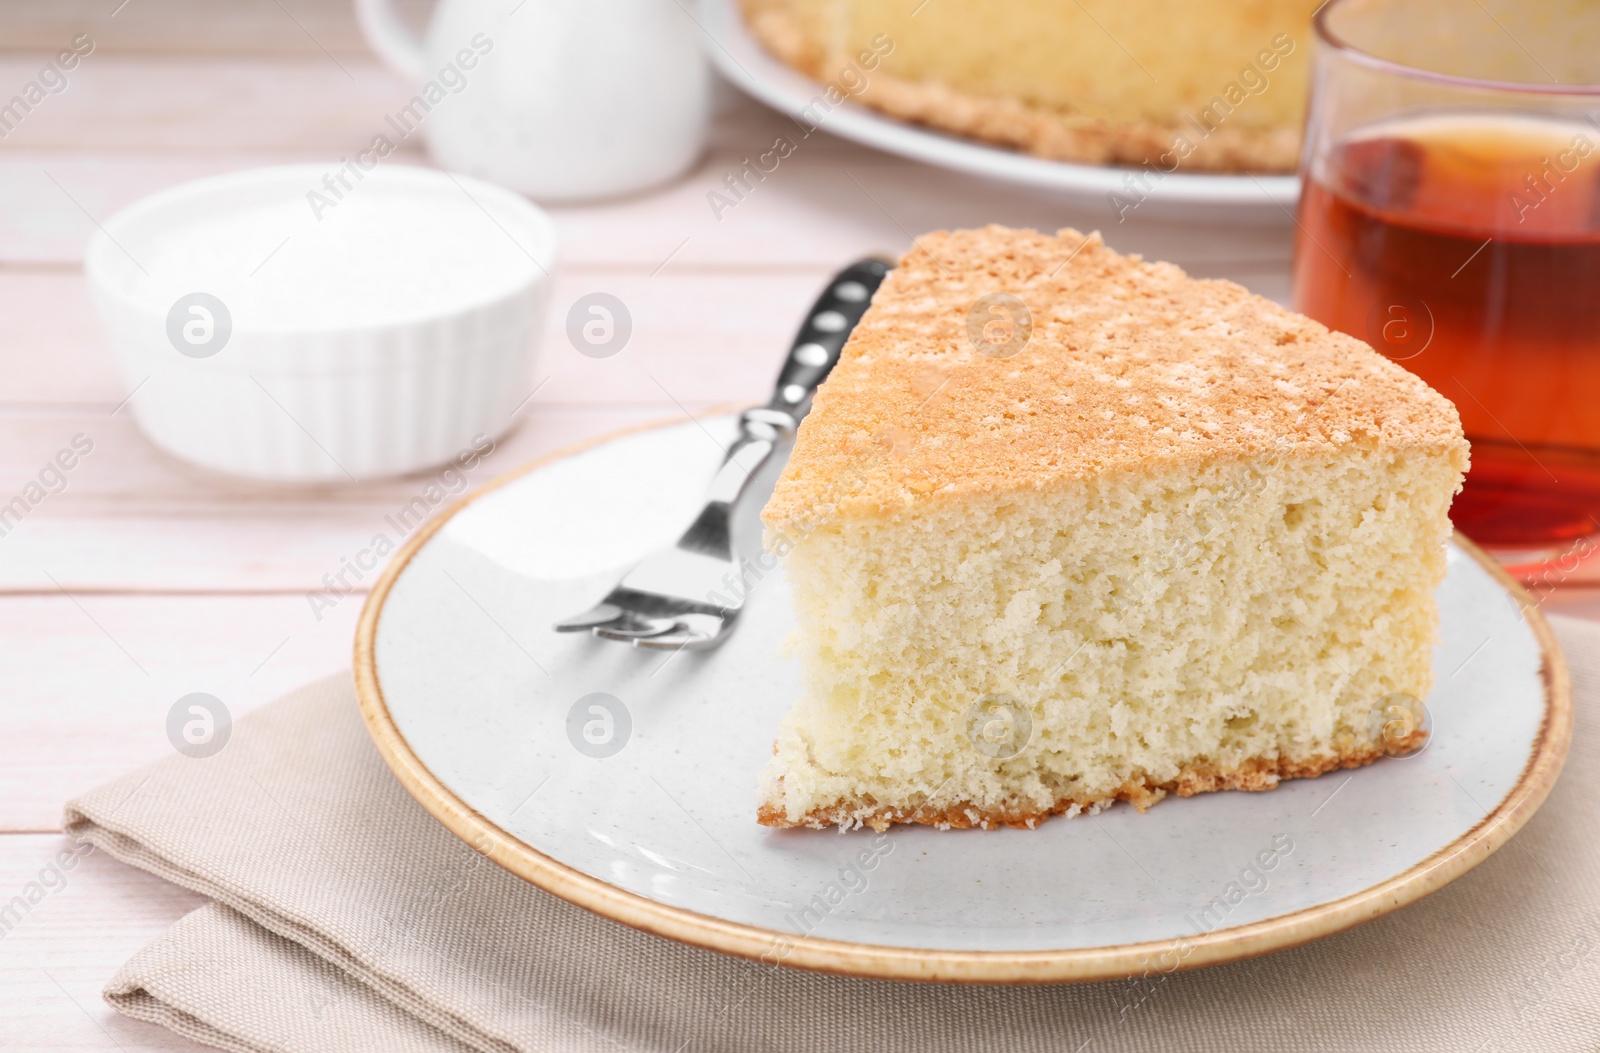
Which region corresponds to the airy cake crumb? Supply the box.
[758,226,1466,830]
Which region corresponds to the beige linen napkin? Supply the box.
[65,616,1600,1053]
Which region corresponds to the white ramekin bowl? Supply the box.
[86,164,557,482]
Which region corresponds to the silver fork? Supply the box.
[553,258,892,651]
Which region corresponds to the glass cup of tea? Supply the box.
[1291,0,1600,578]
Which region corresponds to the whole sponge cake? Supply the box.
[740,0,1318,172]
[759,226,1468,831]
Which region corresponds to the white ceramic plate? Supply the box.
[696,0,1301,222]
[356,415,1569,982]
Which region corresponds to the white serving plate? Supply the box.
[697,0,1301,223]
[356,415,1569,982]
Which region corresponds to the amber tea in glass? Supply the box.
[1292,0,1600,567]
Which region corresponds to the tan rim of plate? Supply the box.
[354,413,1574,984]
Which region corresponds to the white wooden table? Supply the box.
[2,4,1597,1048]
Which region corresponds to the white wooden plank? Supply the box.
[0,594,364,831]
[0,513,441,595]
[0,406,670,510]
[0,833,209,1052]
[556,151,1296,275]
[1,0,430,56]
[0,56,417,152]
[0,405,673,591]
[0,269,123,406]
[0,141,1299,272]
[0,138,1295,270]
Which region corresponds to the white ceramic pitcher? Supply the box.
[355,0,710,201]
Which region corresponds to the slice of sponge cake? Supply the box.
[758,225,1467,831]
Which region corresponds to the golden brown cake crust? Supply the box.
[738,0,1301,172]
[758,734,1424,831]
[740,0,832,76]
[762,225,1468,534]
[851,75,1301,174]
